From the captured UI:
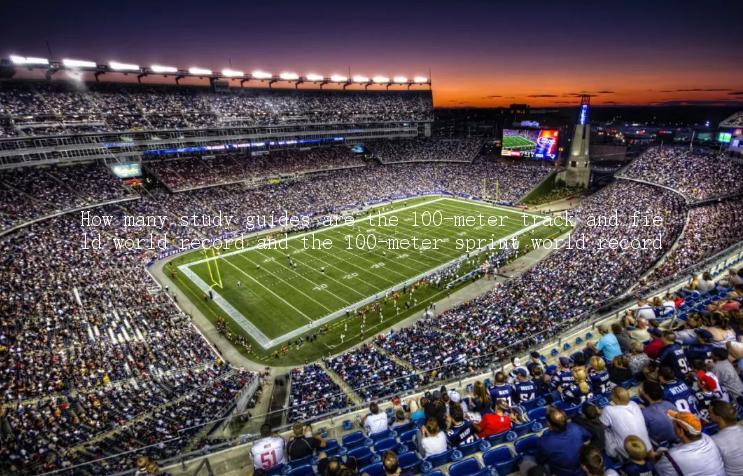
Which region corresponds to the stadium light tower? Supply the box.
[563,95,592,187]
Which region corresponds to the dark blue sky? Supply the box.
[2,0,742,106]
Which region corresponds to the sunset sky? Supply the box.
[2,0,742,108]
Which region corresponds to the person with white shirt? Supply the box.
[599,387,651,459]
[251,424,287,470]
[419,417,448,457]
[362,402,389,436]
[653,410,725,476]
[635,300,656,322]
[709,400,743,476]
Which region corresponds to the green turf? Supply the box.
[502,135,535,150]
[168,196,566,365]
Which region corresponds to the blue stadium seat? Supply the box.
[373,437,398,454]
[266,464,287,476]
[398,451,423,473]
[485,431,509,446]
[514,435,540,457]
[359,462,385,476]
[520,397,545,411]
[347,446,378,467]
[288,455,313,469]
[458,439,489,457]
[448,457,486,476]
[398,428,418,452]
[370,429,396,442]
[426,471,445,476]
[562,343,571,351]
[287,465,315,476]
[619,378,638,389]
[511,421,533,436]
[421,449,462,471]
[564,403,583,418]
[550,348,559,357]
[343,431,370,449]
[342,420,354,431]
[527,406,547,424]
[324,439,342,458]
[393,421,415,434]
[482,447,520,476]
[703,423,719,435]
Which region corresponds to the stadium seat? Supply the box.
[520,398,545,411]
[527,406,547,424]
[550,349,559,357]
[324,439,342,458]
[359,462,385,476]
[458,439,489,457]
[485,431,509,446]
[370,429,396,442]
[398,451,423,473]
[421,449,462,472]
[287,465,315,476]
[267,464,287,476]
[564,403,583,418]
[511,421,534,436]
[342,420,354,431]
[373,437,398,454]
[702,423,719,435]
[398,429,418,452]
[448,457,488,476]
[288,455,313,469]
[347,446,378,467]
[393,422,415,434]
[482,447,520,476]
[342,431,370,449]
[514,435,540,457]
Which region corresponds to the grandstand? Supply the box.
[1,58,742,476]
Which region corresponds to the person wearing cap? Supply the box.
[658,331,692,381]
[447,388,469,415]
[287,423,326,461]
[512,368,539,404]
[600,387,652,460]
[685,328,714,363]
[653,410,725,476]
[709,400,743,476]
[588,324,623,362]
[643,327,666,360]
[362,402,389,436]
[508,356,529,384]
[692,367,726,421]
[535,406,592,476]
[639,381,678,446]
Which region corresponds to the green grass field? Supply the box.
[503,135,536,151]
[169,196,564,364]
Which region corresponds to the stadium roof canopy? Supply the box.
[1,55,431,89]
[719,111,743,128]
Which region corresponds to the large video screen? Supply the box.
[110,163,142,178]
[502,128,559,160]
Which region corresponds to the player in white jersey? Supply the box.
[251,424,287,470]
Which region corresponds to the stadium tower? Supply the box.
[564,95,591,187]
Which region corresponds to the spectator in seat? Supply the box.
[362,402,389,436]
[692,272,715,293]
[620,435,655,476]
[251,424,287,471]
[644,328,666,360]
[513,368,540,403]
[589,324,623,362]
[612,323,633,354]
[571,403,606,451]
[627,341,652,377]
[535,406,592,476]
[629,318,651,344]
[653,410,725,476]
[685,329,715,363]
[531,366,551,396]
[473,399,511,438]
[709,400,743,476]
[391,409,410,430]
[638,381,678,446]
[287,423,326,461]
[600,387,652,460]
[588,356,612,395]
[635,300,657,322]
[445,402,478,447]
[658,331,692,381]
[552,357,576,391]
[527,351,545,374]
[419,417,448,458]
[381,451,403,476]
[469,381,492,415]
[608,355,633,384]
[489,371,513,406]
[579,445,617,476]
[711,347,743,401]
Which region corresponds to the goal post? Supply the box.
[203,247,224,289]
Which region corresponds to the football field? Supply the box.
[172,196,559,361]
[503,135,536,150]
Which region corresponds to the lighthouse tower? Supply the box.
[564,95,591,187]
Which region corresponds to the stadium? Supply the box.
[2,3,743,476]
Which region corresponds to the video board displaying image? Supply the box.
[501,128,560,160]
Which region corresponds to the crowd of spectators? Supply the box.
[288,364,348,423]
[0,162,133,232]
[619,146,743,201]
[370,138,483,163]
[0,80,433,137]
[642,198,743,288]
